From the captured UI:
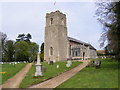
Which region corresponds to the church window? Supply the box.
[72,50,74,57]
[75,51,77,56]
[50,18,53,25]
[50,47,53,55]
[69,45,71,56]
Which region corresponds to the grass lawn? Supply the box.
[0,63,27,84]
[19,61,82,88]
[56,58,119,88]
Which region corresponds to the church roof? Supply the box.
[67,37,96,50]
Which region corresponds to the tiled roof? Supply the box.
[67,37,96,50]
[97,50,105,54]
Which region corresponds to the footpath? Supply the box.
[29,60,90,88]
[2,63,32,88]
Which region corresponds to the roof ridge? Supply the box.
[67,36,96,50]
[67,36,89,45]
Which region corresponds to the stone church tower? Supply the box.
[44,10,68,62]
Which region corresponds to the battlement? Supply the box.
[46,10,66,18]
[45,10,66,27]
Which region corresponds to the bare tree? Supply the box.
[95,1,120,60]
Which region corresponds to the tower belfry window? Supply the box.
[61,18,64,25]
[50,18,53,25]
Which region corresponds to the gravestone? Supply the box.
[53,59,56,63]
[95,60,101,68]
[35,52,43,76]
[42,66,46,72]
[66,60,72,67]
[1,62,3,64]
[48,58,50,64]
[56,65,59,68]
[48,61,50,64]
[50,61,53,65]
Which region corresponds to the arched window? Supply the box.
[50,47,53,55]
[50,18,53,25]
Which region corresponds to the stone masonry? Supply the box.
[44,10,97,62]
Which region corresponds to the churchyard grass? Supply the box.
[56,58,119,88]
[19,61,82,88]
[0,63,27,84]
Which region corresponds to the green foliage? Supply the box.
[14,41,30,61]
[97,52,104,56]
[14,41,39,62]
[40,53,44,62]
[40,42,44,62]
[19,61,82,88]
[16,34,25,41]
[15,33,39,62]
[3,40,15,62]
[29,42,39,62]
[1,32,38,62]
[16,33,32,43]
[40,43,44,53]
[1,32,39,62]
[57,59,118,88]
[1,63,27,84]
[25,33,32,42]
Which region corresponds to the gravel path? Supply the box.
[29,60,90,88]
[2,63,32,88]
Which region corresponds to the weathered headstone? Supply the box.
[66,60,72,67]
[48,58,50,64]
[48,61,50,64]
[42,66,46,72]
[50,61,53,65]
[95,60,101,68]
[35,52,43,76]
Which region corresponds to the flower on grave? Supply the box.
[0,72,7,74]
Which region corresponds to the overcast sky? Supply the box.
[0,1,103,50]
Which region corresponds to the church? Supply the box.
[44,10,97,62]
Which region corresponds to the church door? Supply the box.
[83,52,85,60]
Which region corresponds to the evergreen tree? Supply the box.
[16,33,32,43]
[40,42,44,62]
